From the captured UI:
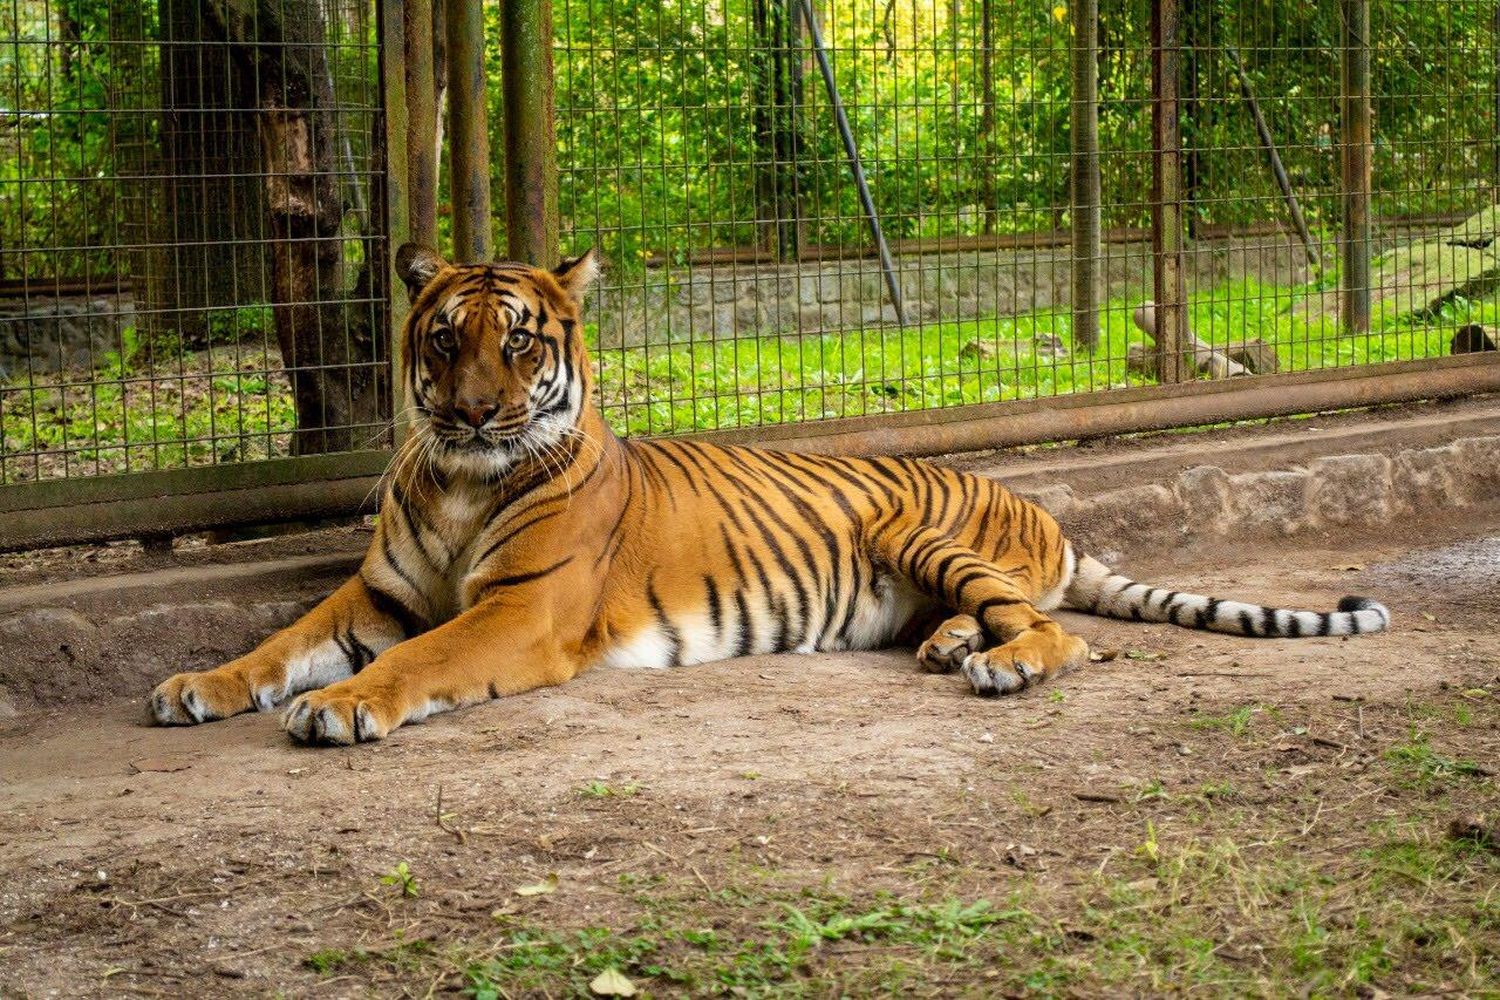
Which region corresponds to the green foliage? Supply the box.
[379,860,420,898]
[1384,733,1491,785]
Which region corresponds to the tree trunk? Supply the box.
[155,0,269,345]
[208,0,386,455]
[751,0,803,260]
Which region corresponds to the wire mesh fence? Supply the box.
[2,0,1498,501]
[0,0,390,485]
[555,0,1499,439]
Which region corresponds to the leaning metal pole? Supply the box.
[798,0,905,326]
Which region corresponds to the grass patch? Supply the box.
[2,273,1480,482]
[1384,733,1493,785]
[362,826,1499,999]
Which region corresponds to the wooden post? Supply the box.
[501,0,560,266]
[446,0,493,262]
[381,0,412,439]
[403,0,438,249]
[1151,0,1189,383]
[1341,0,1371,335]
[1069,0,1100,353]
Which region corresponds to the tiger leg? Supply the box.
[282,601,577,746]
[915,614,988,673]
[880,524,1088,696]
[150,574,411,725]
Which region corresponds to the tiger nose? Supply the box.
[454,399,499,428]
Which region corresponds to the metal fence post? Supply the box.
[1069,0,1100,354]
[1341,0,1372,335]
[404,0,438,249]
[501,0,559,266]
[447,0,494,262]
[1151,0,1188,383]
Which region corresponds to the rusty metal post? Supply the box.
[1341,0,1372,335]
[403,0,438,248]
[1151,0,1188,383]
[501,0,559,266]
[380,0,412,439]
[446,0,493,262]
[1069,0,1100,354]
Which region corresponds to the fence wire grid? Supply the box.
[1,0,390,485]
[2,0,1497,491]
[554,0,1498,438]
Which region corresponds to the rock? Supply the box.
[1307,454,1394,527]
[1451,323,1497,354]
[1223,338,1279,373]
[1228,469,1311,535]
[1175,466,1232,533]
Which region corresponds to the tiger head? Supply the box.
[394,244,601,480]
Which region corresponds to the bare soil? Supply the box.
[1,514,1497,997]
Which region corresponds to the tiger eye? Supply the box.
[432,328,456,353]
[507,330,534,352]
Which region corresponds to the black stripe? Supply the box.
[362,576,427,637]
[733,590,754,657]
[973,595,1023,633]
[1239,609,1256,636]
[472,555,575,601]
[346,626,376,672]
[704,575,724,646]
[475,505,565,566]
[1260,605,1278,637]
[378,527,425,598]
[647,576,682,666]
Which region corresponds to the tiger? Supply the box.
[149,245,1391,745]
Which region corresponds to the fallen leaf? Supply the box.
[1124,649,1166,661]
[1089,649,1120,663]
[590,968,637,997]
[1461,688,1490,700]
[1422,612,1437,622]
[514,873,559,897]
[129,757,190,773]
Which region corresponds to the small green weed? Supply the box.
[579,780,641,798]
[380,860,419,898]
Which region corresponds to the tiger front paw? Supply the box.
[282,684,399,745]
[960,650,1037,697]
[960,633,1088,697]
[151,670,256,725]
[916,614,987,674]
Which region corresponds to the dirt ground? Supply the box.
[1,510,1498,996]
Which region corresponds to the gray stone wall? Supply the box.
[591,234,1321,349]
[0,294,136,377]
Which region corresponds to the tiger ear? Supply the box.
[552,248,601,305]
[395,244,448,302]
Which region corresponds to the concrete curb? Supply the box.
[1020,434,1500,553]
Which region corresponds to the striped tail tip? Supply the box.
[1337,595,1391,634]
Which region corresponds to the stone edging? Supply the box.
[1019,435,1500,552]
